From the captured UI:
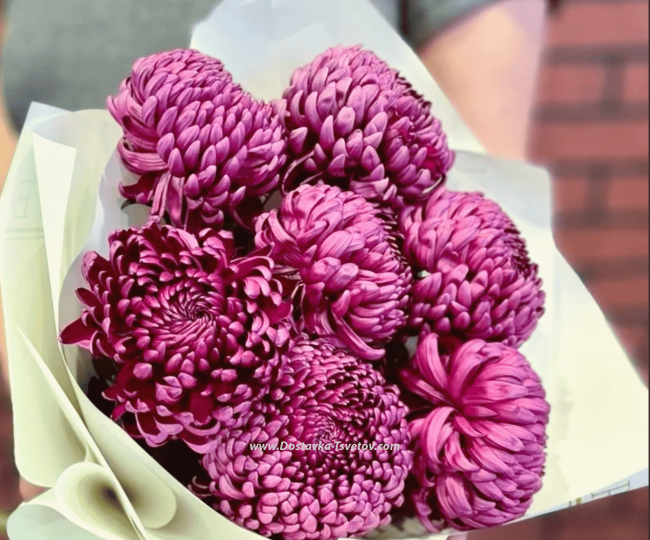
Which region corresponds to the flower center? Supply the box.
[139,278,228,354]
[163,278,226,322]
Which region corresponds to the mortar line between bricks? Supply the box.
[549,160,649,177]
[545,47,649,64]
[534,103,649,122]
[602,56,627,108]
[606,307,649,325]
[555,210,649,228]
[578,273,649,287]
[612,318,650,330]
[586,164,611,215]
[602,304,650,318]
[577,257,650,280]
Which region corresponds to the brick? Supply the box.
[548,2,649,48]
[530,121,649,161]
[537,65,606,105]
[607,176,650,211]
[588,276,649,311]
[560,519,648,540]
[531,490,649,540]
[553,176,590,213]
[549,491,648,540]
[556,227,649,263]
[470,518,544,540]
[576,257,649,281]
[0,469,19,509]
[625,487,650,515]
[607,487,648,515]
[623,64,649,103]
[558,509,648,540]
[638,363,650,385]
[613,323,649,359]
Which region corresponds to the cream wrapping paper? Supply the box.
[2,0,648,538]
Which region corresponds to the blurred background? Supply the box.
[0,0,647,539]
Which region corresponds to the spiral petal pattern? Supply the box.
[255,184,412,360]
[281,46,454,208]
[400,189,545,349]
[400,334,549,532]
[60,223,292,452]
[193,338,413,540]
[108,48,288,230]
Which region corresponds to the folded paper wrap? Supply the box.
[2,1,648,539]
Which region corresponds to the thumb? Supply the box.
[448,535,468,540]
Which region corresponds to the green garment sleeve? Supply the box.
[406,0,502,47]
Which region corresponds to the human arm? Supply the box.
[415,0,547,160]
[0,0,17,387]
[1,6,44,502]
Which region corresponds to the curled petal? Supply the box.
[60,222,293,452]
[282,46,453,209]
[256,184,412,360]
[108,48,288,231]
[402,337,550,533]
[194,338,412,540]
[400,188,545,349]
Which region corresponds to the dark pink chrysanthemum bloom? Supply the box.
[192,338,413,540]
[400,189,545,350]
[255,183,412,361]
[400,334,550,533]
[60,223,292,452]
[107,48,287,230]
[281,45,454,208]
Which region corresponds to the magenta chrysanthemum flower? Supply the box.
[281,45,454,208]
[400,189,545,350]
[400,334,549,532]
[107,48,288,230]
[60,223,292,452]
[255,184,412,361]
[193,338,412,540]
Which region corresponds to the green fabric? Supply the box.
[1,0,218,130]
[1,0,500,131]
[407,0,500,47]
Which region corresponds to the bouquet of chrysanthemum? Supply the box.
[1,1,647,540]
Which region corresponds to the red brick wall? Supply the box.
[531,0,649,381]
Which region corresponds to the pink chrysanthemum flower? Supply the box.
[400,334,550,532]
[400,189,545,350]
[255,183,412,361]
[281,46,454,208]
[193,338,413,540]
[108,48,287,230]
[60,223,292,452]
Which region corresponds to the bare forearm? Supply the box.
[0,8,15,192]
[0,93,16,194]
[418,0,547,160]
[0,12,16,385]
[0,114,13,386]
